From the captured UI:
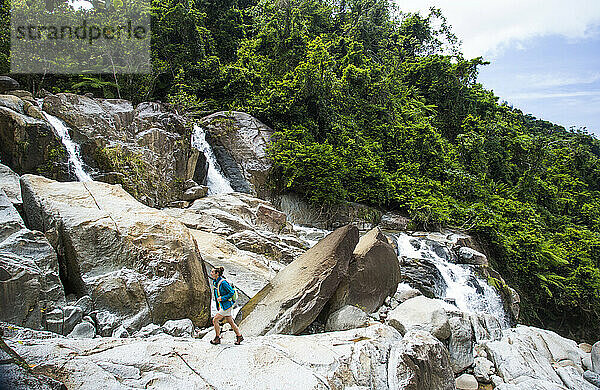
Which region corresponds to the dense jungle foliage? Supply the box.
[2,0,599,342]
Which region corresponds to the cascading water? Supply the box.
[394,232,509,327]
[42,112,93,182]
[191,124,234,195]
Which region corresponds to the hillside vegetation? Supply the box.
[2,0,599,341]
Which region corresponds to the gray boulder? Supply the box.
[162,319,194,337]
[182,185,208,201]
[200,111,273,197]
[386,295,452,340]
[237,225,359,336]
[68,321,96,339]
[325,305,369,331]
[20,175,212,332]
[399,257,447,299]
[387,329,455,390]
[62,306,83,335]
[327,227,400,315]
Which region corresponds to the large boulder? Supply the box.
[42,93,201,208]
[0,190,65,330]
[0,76,19,93]
[326,227,400,315]
[387,329,455,390]
[237,225,359,336]
[386,296,453,341]
[0,95,70,180]
[199,111,273,197]
[20,175,211,332]
[484,326,588,388]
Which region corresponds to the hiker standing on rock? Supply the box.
[210,267,244,345]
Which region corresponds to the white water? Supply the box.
[191,124,234,195]
[394,232,508,327]
[42,112,93,182]
[292,224,330,248]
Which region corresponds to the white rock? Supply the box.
[386,295,453,340]
[455,373,478,390]
[474,356,495,383]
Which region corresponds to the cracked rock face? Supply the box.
[19,174,211,332]
[200,111,273,197]
[42,93,201,208]
[0,189,65,329]
[3,323,458,390]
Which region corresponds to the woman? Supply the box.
[209,266,243,345]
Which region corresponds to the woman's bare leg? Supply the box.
[225,316,241,336]
[213,313,224,338]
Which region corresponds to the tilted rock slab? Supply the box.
[327,227,400,315]
[238,225,359,336]
[20,175,211,331]
[3,323,457,390]
[0,189,65,329]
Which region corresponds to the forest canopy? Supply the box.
[2,0,600,342]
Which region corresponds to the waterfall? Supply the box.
[42,112,93,182]
[394,232,509,327]
[191,124,234,195]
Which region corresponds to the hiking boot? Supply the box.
[210,336,221,345]
[235,335,244,345]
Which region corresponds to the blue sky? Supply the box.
[397,0,600,136]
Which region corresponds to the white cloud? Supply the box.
[396,0,600,58]
[516,72,600,88]
[510,90,600,99]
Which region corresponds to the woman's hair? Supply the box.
[214,267,224,277]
